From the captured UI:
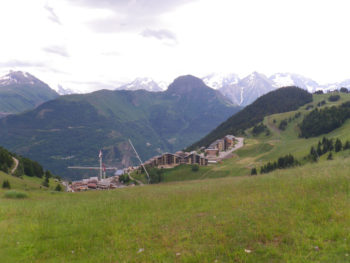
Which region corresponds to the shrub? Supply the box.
[2,180,11,189]
[4,190,28,199]
[340,87,348,93]
[327,152,333,160]
[192,164,199,172]
[328,95,340,102]
[55,184,62,191]
[252,123,267,135]
[278,119,288,131]
[250,168,257,175]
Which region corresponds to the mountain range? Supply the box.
[2,70,348,110]
[0,75,240,179]
[188,86,313,150]
[113,72,350,107]
[0,71,59,117]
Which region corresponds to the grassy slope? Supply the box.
[0,171,62,191]
[1,159,350,262]
[135,93,350,183]
[2,93,350,262]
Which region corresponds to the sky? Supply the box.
[0,0,350,93]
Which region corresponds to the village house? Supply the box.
[205,135,237,156]
[205,147,219,157]
[144,151,208,169]
[185,152,208,166]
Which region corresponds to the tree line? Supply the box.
[252,136,350,175]
[299,102,350,138]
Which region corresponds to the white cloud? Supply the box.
[0,0,350,92]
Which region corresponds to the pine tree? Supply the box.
[317,141,323,156]
[2,180,10,189]
[344,141,350,150]
[327,152,333,160]
[309,146,318,162]
[55,184,62,191]
[250,168,257,175]
[335,138,342,152]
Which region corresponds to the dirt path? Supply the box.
[11,157,19,174]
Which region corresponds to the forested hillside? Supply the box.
[188,86,312,150]
[299,101,350,138]
[0,75,240,179]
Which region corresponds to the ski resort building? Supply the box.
[144,151,208,168]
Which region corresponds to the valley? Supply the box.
[0,75,241,180]
[2,89,350,262]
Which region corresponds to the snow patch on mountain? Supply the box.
[117,77,167,92]
[202,73,239,90]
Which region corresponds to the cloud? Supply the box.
[87,15,155,33]
[70,0,194,15]
[42,46,70,57]
[0,60,47,68]
[141,29,177,43]
[44,5,61,25]
[68,80,125,91]
[70,0,196,33]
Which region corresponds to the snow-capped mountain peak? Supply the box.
[117,77,168,92]
[202,73,240,90]
[0,70,41,86]
[57,85,74,95]
[269,73,320,93]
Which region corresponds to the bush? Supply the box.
[278,119,288,131]
[250,168,257,175]
[340,87,348,93]
[191,164,199,172]
[252,123,268,135]
[327,152,333,160]
[2,180,11,189]
[328,95,340,102]
[4,190,28,199]
[55,184,62,191]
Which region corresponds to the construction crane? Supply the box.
[68,150,119,181]
[68,140,150,183]
[128,139,150,184]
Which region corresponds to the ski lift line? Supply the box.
[128,139,150,184]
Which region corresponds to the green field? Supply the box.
[1,92,350,262]
[1,158,350,262]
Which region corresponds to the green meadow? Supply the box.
[1,93,350,262]
[1,159,350,262]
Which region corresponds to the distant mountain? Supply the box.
[116,77,168,92]
[270,73,321,93]
[218,72,275,106]
[0,75,241,179]
[57,85,74,95]
[188,86,312,150]
[202,73,240,90]
[0,71,59,117]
